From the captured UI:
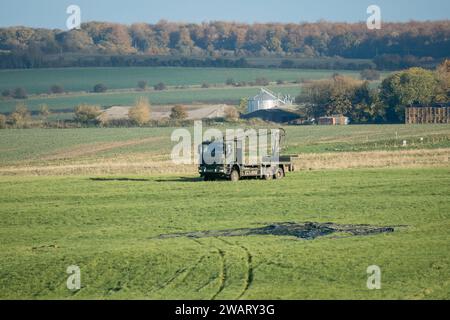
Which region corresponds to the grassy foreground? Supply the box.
[0,168,449,299]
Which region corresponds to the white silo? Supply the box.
[247,88,291,113]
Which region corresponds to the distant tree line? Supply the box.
[0,20,449,70]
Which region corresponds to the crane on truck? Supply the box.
[198,128,296,181]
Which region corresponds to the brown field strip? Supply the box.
[0,148,449,176]
[294,148,450,170]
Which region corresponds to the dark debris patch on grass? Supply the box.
[156,222,397,240]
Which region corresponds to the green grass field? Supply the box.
[0,168,449,299]
[1,124,449,299]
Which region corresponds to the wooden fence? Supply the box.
[405,106,450,124]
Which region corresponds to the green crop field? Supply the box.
[0,67,366,95]
[0,168,449,299]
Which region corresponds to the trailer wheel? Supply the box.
[275,167,284,180]
[230,169,240,182]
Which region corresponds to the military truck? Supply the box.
[198,128,296,181]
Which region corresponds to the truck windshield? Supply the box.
[202,142,225,164]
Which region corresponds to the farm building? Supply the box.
[241,109,301,123]
[318,115,349,125]
[405,103,450,124]
[247,88,293,113]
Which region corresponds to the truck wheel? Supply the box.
[230,170,240,182]
[204,175,210,181]
[263,171,273,180]
[275,167,284,180]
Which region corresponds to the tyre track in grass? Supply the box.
[190,239,220,295]
[189,237,253,300]
[151,250,207,293]
[153,267,188,291]
[210,248,227,300]
[216,237,254,300]
[193,237,229,300]
[153,239,226,298]
[178,255,207,284]
[236,244,254,300]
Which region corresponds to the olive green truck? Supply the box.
[198,129,296,181]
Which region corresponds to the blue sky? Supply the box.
[1,0,449,29]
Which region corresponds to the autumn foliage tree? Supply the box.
[1,21,450,69]
[9,103,31,128]
[128,97,151,126]
[74,104,101,124]
[170,105,188,120]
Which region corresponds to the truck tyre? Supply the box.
[204,175,210,181]
[230,169,240,182]
[263,170,273,180]
[275,167,284,180]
